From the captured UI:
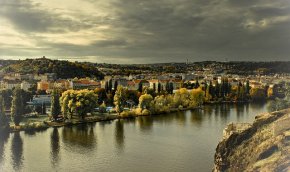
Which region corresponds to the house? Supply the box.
[70,79,101,90]
[20,81,33,91]
[127,81,137,90]
[0,80,21,90]
[37,81,49,91]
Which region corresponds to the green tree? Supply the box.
[99,102,107,113]
[0,96,8,129]
[138,82,143,93]
[153,83,156,92]
[245,80,250,95]
[0,89,12,110]
[11,88,24,126]
[94,88,107,104]
[51,89,61,121]
[250,87,266,101]
[157,83,161,93]
[267,98,290,112]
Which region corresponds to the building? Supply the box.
[70,79,100,90]
[0,80,21,90]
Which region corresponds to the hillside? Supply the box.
[1,57,104,79]
[214,109,290,172]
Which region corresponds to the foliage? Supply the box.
[99,102,107,113]
[267,98,290,112]
[94,88,107,104]
[51,89,61,120]
[138,94,153,110]
[114,86,127,115]
[11,88,24,126]
[60,89,98,119]
[250,88,266,101]
[0,96,8,128]
[152,95,173,114]
[0,89,12,109]
[173,88,190,108]
[189,87,205,107]
[2,58,104,79]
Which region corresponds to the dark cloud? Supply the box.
[0,0,290,63]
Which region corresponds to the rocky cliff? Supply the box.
[214,109,290,172]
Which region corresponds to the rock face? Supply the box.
[214,109,290,172]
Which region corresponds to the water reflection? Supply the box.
[11,132,23,171]
[174,111,186,126]
[115,120,124,151]
[62,124,96,152]
[0,130,10,163]
[218,104,231,122]
[50,128,60,168]
[190,110,203,126]
[235,103,245,120]
[137,116,153,132]
[250,101,265,110]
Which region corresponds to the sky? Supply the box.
[0,0,290,64]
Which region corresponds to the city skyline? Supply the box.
[0,0,290,64]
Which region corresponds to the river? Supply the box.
[0,102,269,172]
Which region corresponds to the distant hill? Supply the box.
[1,58,104,79]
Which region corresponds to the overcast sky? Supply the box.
[0,0,290,63]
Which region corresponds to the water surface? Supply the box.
[0,102,268,172]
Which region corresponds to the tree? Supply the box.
[190,87,205,107]
[114,86,127,115]
[114,80,118,92]
[99,102,107,113]
[1,89,12,110]
[138,94,153,110]
[0,96,8,129]
[60,89,98,119]
[208,81,215,100]
[169,82,174,94]
[157,83,161,93]
[174,88,190,108]
[94,88,107,104]
[250,87,266,101]
[267,98,290,112]
[138,82,143,93]
[205,83,212,102]
[105,81,109,93]
[51,89,61,121]
[195,78,200,89]
[108,79,113,93]
[11,88,24,126]
[165,82,170,93]
[245,80,250,95]
[152,95,173,114]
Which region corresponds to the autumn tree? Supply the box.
[114,86,127,115]
[60,89,98,119]
[138,94,153,110]
[190,87,204,107]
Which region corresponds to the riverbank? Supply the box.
[5,106,201,133]
[213,108,290,171]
